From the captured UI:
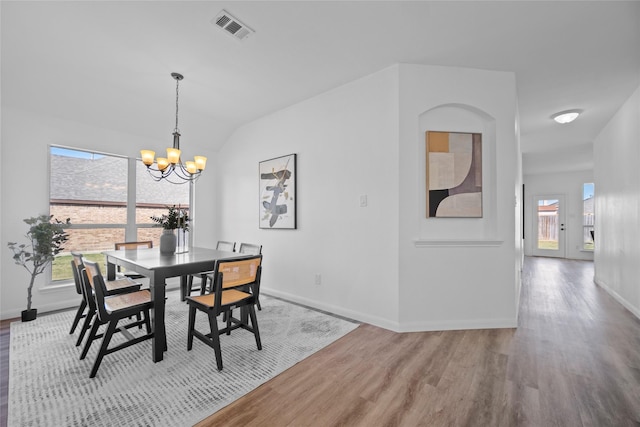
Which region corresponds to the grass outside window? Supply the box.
[52,253,106,282]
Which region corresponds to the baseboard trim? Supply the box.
[594,276,640,320]
[399,317,517,332]
[261,287,402,332]
[261,287,517,333]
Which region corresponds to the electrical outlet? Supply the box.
[359,195,368,207]
[314,274,322,285]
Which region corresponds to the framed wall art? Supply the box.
[426,131,482,218]
[259,153,297,229]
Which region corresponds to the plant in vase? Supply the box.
[150,205,190,254]
[7,214,71,322]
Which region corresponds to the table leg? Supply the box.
[106,258,116,281]
[180,275,187,301]
[149,273,167,362]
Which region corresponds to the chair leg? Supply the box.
[207,312,223,371]
[144,308,152,334]
[187,275,194,296]
[187,306,196,351]
[76,309,95,347]
[200,274,208,295]
[80,319,101,360]
[226,309,232,335]
[90,320,117,378]
[69,299,87,334]
[256,298,262,311]
[248,304,262,350]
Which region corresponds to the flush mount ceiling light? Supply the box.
[140,73,207,184]
[552,109,582,124]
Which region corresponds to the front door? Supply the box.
[532,195,566,258]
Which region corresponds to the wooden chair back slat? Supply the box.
[70,251,89,292]
[82,259,109,321]
[216,240,236,252]
[114,241,153,250]
[71,253,97,312]
[218,257,262,289]
[238,243,262,255]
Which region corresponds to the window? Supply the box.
[49,146,190,282]
[583,183,594,250]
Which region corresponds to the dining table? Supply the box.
[103,246,252,363]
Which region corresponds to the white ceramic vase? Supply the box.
[160,229,177,254]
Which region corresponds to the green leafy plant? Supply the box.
[150,205,190,231]
[7,214,71,311]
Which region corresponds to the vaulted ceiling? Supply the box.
[2,1,639,174]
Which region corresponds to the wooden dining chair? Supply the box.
[114,241,153,279]
[81,259,153,378]
[185,255,262,371]
[238,243,263,310]
[186,240,237,296]
[70,252,142,349]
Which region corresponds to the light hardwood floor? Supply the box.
[2,257,640,426]
[197,257,640,426]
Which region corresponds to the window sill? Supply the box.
[40,281,75,293]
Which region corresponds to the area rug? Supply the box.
[8,292,359,426]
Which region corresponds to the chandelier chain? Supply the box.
[174,77,180,133]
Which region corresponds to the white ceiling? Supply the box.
[2,1,639,174]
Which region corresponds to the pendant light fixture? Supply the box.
[140,72,207,184]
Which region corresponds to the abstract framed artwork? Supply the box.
[259,153,297,229]
[426,131,482,218]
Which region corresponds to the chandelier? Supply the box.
[140,72,207,184]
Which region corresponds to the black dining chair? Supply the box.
[185,255,262,371]
[70,252,142,349]
[81,259,153,378]
[186,240,237,296]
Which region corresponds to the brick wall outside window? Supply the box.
[51,204,188,253]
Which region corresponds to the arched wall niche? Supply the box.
[417,103,498,243]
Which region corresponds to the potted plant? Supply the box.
[7,214,71,322]
[150,205,190,254]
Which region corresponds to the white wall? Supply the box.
[216,66,401,329]
[523,170,595,260]
[593,85,640,318]
[397,64,520,330]
[0,107,217,319]
[217,64,521,332]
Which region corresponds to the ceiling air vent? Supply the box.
[212,10,254,41]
